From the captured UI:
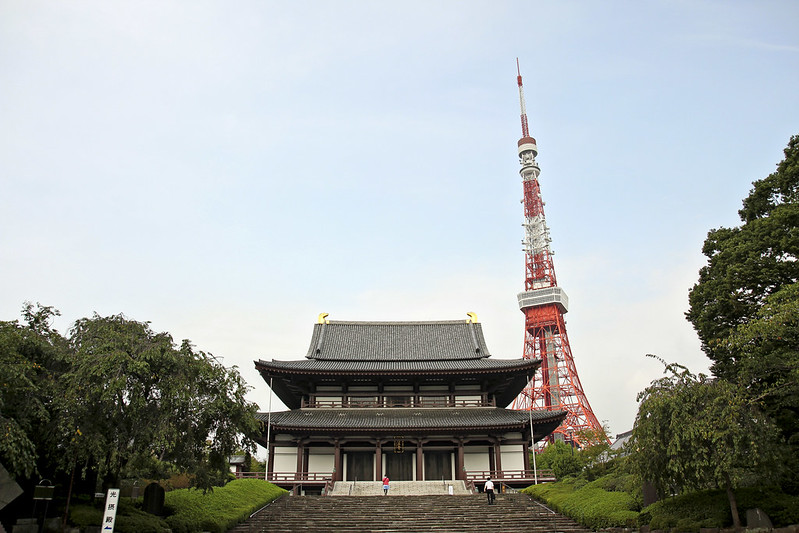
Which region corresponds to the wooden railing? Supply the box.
[234,471,333,483]
[235,469,553,485]
[464,469,556,483]
[303,393,495,409]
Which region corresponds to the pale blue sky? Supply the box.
[2,1,798,443]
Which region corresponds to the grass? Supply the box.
[525,474,799,533]
[164,478,287,533]
[69,478,287,533]
[523,475,640,530]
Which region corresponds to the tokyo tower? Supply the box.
[510,60,605,447]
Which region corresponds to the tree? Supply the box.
[722,283,799,489]
[534,441,583,478]
[630,356,784,528]
[687,135,799,380]
[0,304,68,479]
[59,313,260,490]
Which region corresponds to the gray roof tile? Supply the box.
[256,407,566,432]
[257,357,539,374]
[305,320,491,361]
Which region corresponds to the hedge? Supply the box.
[70,478,287,533]
[522,476,639,530]
[164,478,287,533]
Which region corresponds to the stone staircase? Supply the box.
[329,480,471,496]
[228,491,594,532]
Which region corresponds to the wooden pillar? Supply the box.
[416,440,424,481]
[334,439,341,482]
[296,441,305,477]
[375,440,383,481]
[267,442,275,481]
[493,439,502,476]
[456,439,465,481]
[523,441,531,472]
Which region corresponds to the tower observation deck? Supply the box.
[510,61,605,447]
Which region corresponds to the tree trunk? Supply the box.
[724,473,741,530]
[62,465,76,531]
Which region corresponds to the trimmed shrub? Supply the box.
[641,487,799,531]
[114,507,170,533]
[164,478,287,533]
[523,476,639,530]
[69,504,103,529]
[69,479,286,533]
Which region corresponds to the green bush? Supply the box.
[69,504,103,528]
[114,507,170,533]
[643,490,730,532]
[70,495,170,532]
[69,479,286,533]
[523,475,639,530]
[736,486,799,526]
[164,478,287,533]
[641,486,799,531]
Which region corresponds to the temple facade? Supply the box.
[254,315,566,494]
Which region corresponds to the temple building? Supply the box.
[254,314,566,494]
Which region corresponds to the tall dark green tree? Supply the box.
[687,135,799,380]
[686,135,799,491]
[0,304,68,479]
[721,283,799,488]
[60,313,260,490]
[630,357,785,528]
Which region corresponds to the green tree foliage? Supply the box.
[535,441,582,478]
[721,283,799,487]
[60,313,260,489]
[0,304,68,478]
[533,431,615,481]
[1,305,260,493]
[630,357,785,528]
[687,135,799,380]
[686,135,799,492]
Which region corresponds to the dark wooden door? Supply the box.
[346,452,374,481]
[424,451,452,480]
[385,452,413,481]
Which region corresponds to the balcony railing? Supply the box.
[235,471,333,483]
[302,393,495,409]
[234,469,554,485]
[464,469,556,483]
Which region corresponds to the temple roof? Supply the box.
[256,407,566,440]
[257,357,539,375]
[304,320,491,361]
[256,318,541,409]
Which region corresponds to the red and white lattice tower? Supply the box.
[510,60,605,447]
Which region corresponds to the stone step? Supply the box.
[228,493,593,533]
[329,480,471,496]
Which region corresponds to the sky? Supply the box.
[2,1,798,451]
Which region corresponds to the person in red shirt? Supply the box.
[382,476,390,495]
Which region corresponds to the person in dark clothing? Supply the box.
[484,477,495,504]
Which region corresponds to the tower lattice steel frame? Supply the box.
[510,61,605,447]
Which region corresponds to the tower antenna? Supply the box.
[516,58,530,138]
[511,61,607,447]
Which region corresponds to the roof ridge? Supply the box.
[326,320,476,325]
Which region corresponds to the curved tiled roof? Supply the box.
[256,357,540,375]
[305,320,491,361]
[256,407,566,433]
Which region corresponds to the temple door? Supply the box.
[385,452,413,481]
[424,451,452,480]
[346,452,374,481]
